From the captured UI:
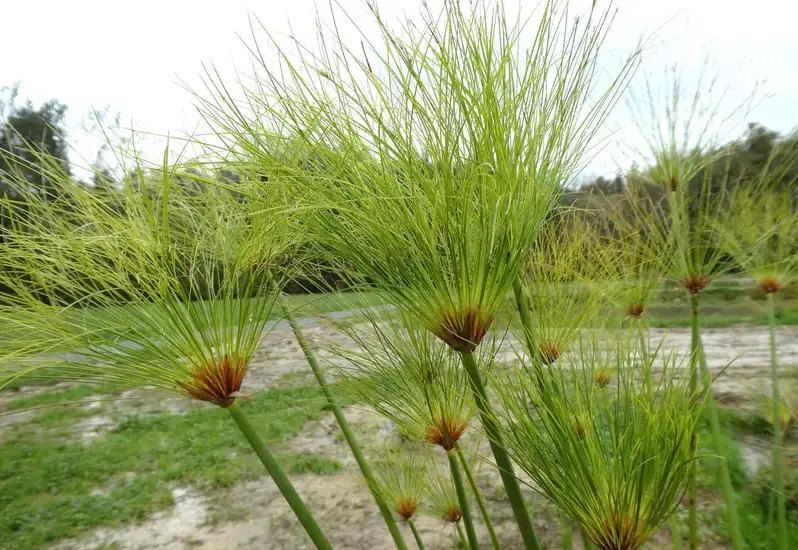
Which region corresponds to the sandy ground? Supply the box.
[7,323,798,550]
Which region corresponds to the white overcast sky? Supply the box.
[2,0,797,178]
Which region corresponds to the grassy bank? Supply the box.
[0,385,343,550]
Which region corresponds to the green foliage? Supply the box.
[196,0,638,354]
[497,334,699,550]
[334,313,479,450]
[516,214,616,362]
[715,163,798,290]
[0,160,295,406]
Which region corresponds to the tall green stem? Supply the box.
[408,518,427,550]
[636,318,652,394]
[280,299,408,550]
[456,522,470,549]
[227,401,332,549]
[456,443,502,550]
[460,351,541,550]
[668,516,681,550]
[767,292,788,550]
[692,294,744,550]
[449,449,481,550]
[687,294,699,550]
[512,279,537,365]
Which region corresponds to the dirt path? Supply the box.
[26,323,798,550]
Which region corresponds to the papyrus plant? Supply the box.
[427,453,469,547]
[193,3,640,545]
[624,67,756,549]
[514,211,615,369]
[497,334,700,550]
[373,446,431,549]
[714,163,798,550]
[333,314,490,549]
[0,155,333,549]
[597,197,670,323]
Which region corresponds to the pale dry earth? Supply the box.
[4,322,796,550]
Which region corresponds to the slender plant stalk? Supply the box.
[636,318,653,394]
[408,518,427,550]
[460,351,540,550]
[456,522,470,550]
[692,296,744,550]
[767,293,788,550]
[579,527,594,550]
[640,316,682,550]
[669,516,682,550]
[279,299,408,550]
[449,450,481,550]
[687,295,700,550]
[456,443,501,550]
[560,513,573,550]
[513,279,537,363]
[227,401,332,550]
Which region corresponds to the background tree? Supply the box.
[0,85,70,198]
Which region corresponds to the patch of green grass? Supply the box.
[693,412,798,549]
[281,291,385,317]
[0,376,62,392]
[3,385,101,411]
[0,384,343,550]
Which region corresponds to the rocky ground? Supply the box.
[4,322,798,550]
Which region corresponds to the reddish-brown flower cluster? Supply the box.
[595,370,611,388]
[574,418,592,440]
[395,497,419,520]
[424,416,469,451]
[626,304,646,318]
[432,307,493,353]
[679,272,711,294]
[595,512,649,550]
[442,505,463,523]
[538,341,561,365]
[758,276,782,294]
[664,176,678,191]
[180,354,248,408]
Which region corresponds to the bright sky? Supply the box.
[2,0,797,178]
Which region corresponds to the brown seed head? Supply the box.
[424,416,468,450]
[758,276,782,294]
[661,176,678,191]
[595,510,649,550]
[766,409,792,433]
[595,370,611,388]
[395,497,418,520]
[442,505,463,523]
[180,354,248,408]
[679,273,710,294]
[574,418,591,439]
[431,307,493,353]
[538,341,561,365]
[626,304,646,318]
